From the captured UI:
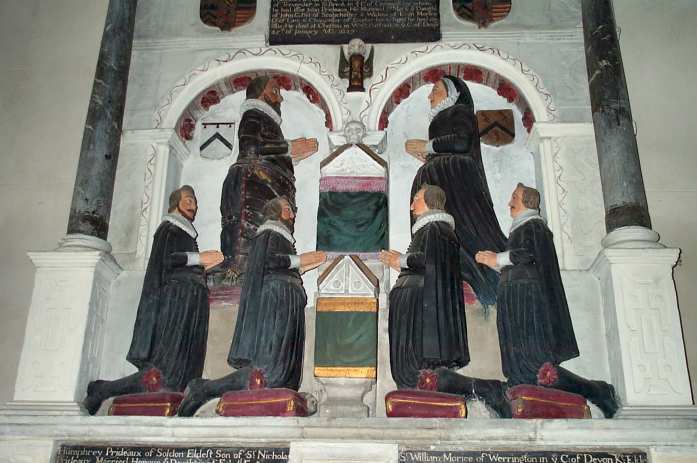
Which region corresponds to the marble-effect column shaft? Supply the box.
[581,0,651,232]
[67,0,138,240]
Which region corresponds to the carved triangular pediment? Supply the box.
[318,255,378,297]
[320,144,387,177]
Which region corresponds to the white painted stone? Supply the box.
[3,251,120,414]
[592,248,694,412]
[316,377,374,418]
[0,438,54,463]
[289,441,398,463]
[320,144,386,177]
[318,256,378,298]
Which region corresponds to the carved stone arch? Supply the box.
[360,42,556,132]
[154,48,349,141]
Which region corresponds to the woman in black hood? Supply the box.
[405,75,506,305]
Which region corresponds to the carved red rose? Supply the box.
[497,82,518,103]
[422,68,446,84]
[273,74,293,91]
[231,75,252,90]
[140,367,164,392]
[416,369,438,391]
[522,110,535,133]
[537,362,559,386]
[302,84,321,104]
[248,368,267,390]
[378,111,389,130]
[179,118,195,141]
[392,82,412,105]
[462,66,484,83]
[200,89,220,110]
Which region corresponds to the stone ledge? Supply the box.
[1,415,696,448]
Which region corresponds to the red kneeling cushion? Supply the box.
[385,389,467,418]
[108,392,185,417]
[506,384,590,419]
[216,388,308,417]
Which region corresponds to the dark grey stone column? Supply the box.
[582,0,651,233]
[66,0,138,240]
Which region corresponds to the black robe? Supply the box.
[411,104,505,305]
[220,105,296,272]
[126,220,209,391]
[497,218,580,385]
[227,226,307,390]
[389,217,470,388]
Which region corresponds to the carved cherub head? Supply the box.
[343,120,366,144]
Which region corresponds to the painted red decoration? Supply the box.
[423,68,446,84]
[462,282,478,305]
[497,82,518,103]
[462,66,484,83]
[506,384,591,419]
[416,370,438,391]
[274,74,293,91]
[217,388,309,417]
[109,392,185,417]
[248,368,267,390]
[325,111,333,130]
[200,89,220,110]
[140,368,164,393]
[179,118,195,141]
[385,390,467,418]
[522,110,535,133]
[231,75,252,90]
[392,83,412,105]
[301,84,320,104]
[537,362,559,386]
[378,111,389,130]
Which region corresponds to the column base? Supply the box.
[58,233,112,253]
[0,400,84,416]
[601,226,662,249]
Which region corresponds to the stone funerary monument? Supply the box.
[0,0,695,462]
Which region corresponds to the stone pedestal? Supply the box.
[592,245,695,417]
[1,248,121,415]
[316,377,374,418]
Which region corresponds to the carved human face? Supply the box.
[508,186,526,219]
[344,121,366,144]
[280,199,295,224]
[262,79,283,109]
[177,190,198,222]
[428,80,448,109]
[410,188,429,217]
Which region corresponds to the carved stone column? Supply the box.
[581,0,658,247]
[64,0,138,249]
[1,0,137,415]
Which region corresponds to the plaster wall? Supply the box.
[614,0,697,401]
[0,0,108,403]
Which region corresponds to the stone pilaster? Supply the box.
[2,251,121,415]
[592,248,694,417]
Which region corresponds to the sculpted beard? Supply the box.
[264,95,282,115]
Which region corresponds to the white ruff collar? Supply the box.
[510,208,544,234]
[412,210,455,235]
[240,98,282,126]
[164,213,198,239]
[256,220,295,245]
[429,79,460,121]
